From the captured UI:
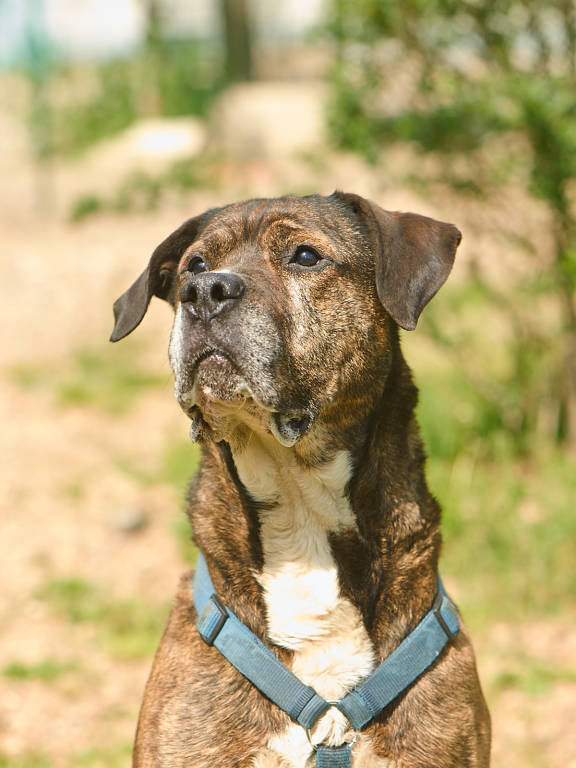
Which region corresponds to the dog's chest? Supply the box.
[234,447,378,768]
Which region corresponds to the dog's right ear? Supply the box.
[110,215,206,342]
[334,192,461,331]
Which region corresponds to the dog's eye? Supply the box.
[290,247,321,268]
[187,258,207,275]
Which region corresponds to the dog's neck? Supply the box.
[233,440,356,649]
[190,351,440,654]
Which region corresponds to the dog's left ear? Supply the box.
[110,214,207,342]
[335,192,461,330]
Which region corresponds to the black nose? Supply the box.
[179,272,245,322]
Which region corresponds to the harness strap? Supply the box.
[336,587,459,730]
[193,554,460,767]
[194,555,330,728]
[315,744,352,767]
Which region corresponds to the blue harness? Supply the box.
[193,554,460,767]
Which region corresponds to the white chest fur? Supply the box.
[234,444,383,768]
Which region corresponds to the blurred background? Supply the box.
[1,0,575,766]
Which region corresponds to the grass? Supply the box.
[116,437,200,489]
[161,439,201,491]
[115,434,201,564]
[2,659,80,682]
[0,753,52,768]
[0,743,132,768]
[433,448,576,622]
[36,578,170,660]
[0,744,132,768]
[66,744,132,768]
[414,371,576,624]
[492,661,576,696]
[10,345,167,415]
[116,437,200,563]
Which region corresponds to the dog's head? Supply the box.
[111,193,460,448]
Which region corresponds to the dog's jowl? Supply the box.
[111,193,491,767]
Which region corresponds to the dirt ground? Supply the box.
[1,111,575,767]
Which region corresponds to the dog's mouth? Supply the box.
[175,347,252,442]
[175,347,316,447]
[194,348,236,388]
[193,347,231,370]
[177,347,248,407]
[191,346,234,372]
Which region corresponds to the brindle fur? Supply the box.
[111,193,491,767]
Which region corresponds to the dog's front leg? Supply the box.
[241,749,294,768]
[241,743,397,768]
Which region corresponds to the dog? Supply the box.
[111,192,491,767]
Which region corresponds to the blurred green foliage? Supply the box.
[492,662,576,696]
[49,40,223,158]
[66,744,132,768]
[52,60,137,157]
[327,0,576,448]
[36,577,170,660]
[406,281,576,622]
[0,753,52,768]
[0,744,132,768]
[69,156,218,222]
[115,437,200,492]
[11,345,167,414]
[116,436,200,563]
[162,439,201,492]
[2,659,80,682]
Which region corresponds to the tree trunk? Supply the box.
[141,0,165,115]
[220,0,254,82]
[554,217,576,449]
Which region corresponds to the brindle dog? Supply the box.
[111,192,491,767]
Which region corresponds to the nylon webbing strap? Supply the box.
[192,554,460,768]
[193,555,330,729]
[315,744,352,767]
[336,587,459,730]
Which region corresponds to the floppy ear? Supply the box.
[335,192,461,330]
[110,214,206,342]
